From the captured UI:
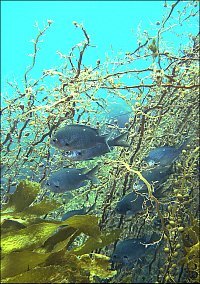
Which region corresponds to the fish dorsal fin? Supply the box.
[68,124,99,134]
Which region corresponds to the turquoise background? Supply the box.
[1,1,198,94]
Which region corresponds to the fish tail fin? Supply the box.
[86,165,100,184]
[108,132,130,147]
[100,133,113,151]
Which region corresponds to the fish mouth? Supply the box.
[50,139,58,147]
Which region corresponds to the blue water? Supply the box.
[2,1,198,92]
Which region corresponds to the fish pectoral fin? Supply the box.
[100,133,112,150]
[70,137,80,145]
[53,180,60,187]
[86,165,100,184]
[126,210,134,216]
[79,181,88,187]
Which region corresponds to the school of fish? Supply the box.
[48,121,189,267]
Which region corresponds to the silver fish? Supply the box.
[50,124,109,151]
[46,166,99,193]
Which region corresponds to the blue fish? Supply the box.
[64,132,129,161]
[135,165,174,193]
[111,238,148,268]
[116,166,173,216]
[143,139,189,167]
[51,124,110,151]
[0,164,8,190]
[46,166,99,193]
[61,203,95,221]
[109,111,132,128]
[115,191,147,216]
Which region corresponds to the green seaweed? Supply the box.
[179,219,200,283]
[1,222,60,256]
[2,180,41,213]
[1,180,119,282]
[1,251,50,279]
[73,229,122,255]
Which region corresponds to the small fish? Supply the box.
[134,165,173,193]
[46,165,99,193]
[115,191,147,216]
[143,139,189,167]
[64,132,129,161]
[109,111,131,128]
[108,132,129,147]
[111,238,148,268]
[61,203,95,221]
[116,166,173,216]
[0,177,7,186]
[50,124,109,151]
[61,208,86,221]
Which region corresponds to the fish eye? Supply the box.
[123,255,129,264]
[65,142,70,146]
[52,138,57,143]
[46,181,50,186]
[78,152,82,156]
[122,255,129,264]
[112,254,117,259]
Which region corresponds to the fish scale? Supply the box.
[111,238,148,267]
[50,124,108,151]
[64,132,129,161]
[144,139,189,167]
[46,165,99,193]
